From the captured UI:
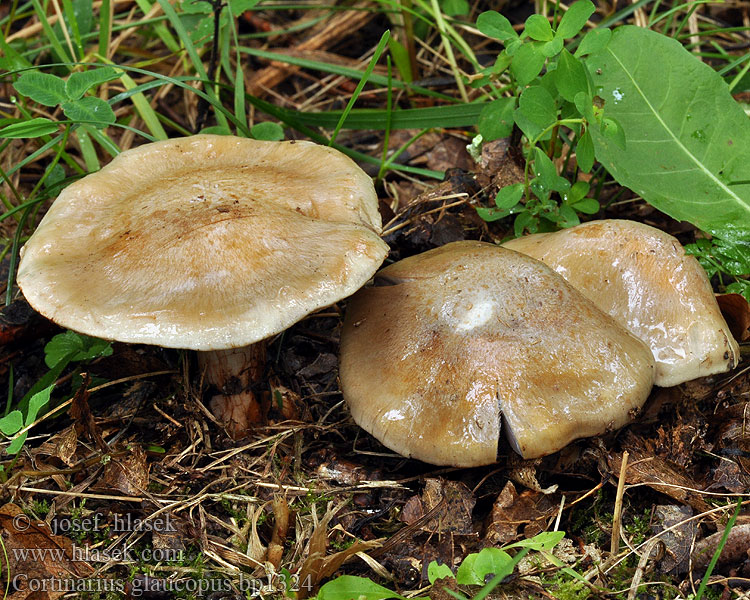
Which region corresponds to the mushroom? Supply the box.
[503,220,740,387]
[339,241,655,465]
[17,134,389,435]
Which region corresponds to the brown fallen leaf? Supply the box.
[420,479,475,535]
[69,375,107,451]
[95,445,149,497]
[716,293,750,342]
[692,523,750,572]
[267,495,290,569]
[0,503,94,600]
[650,504,696,574]
[484,481,556,546]
[32,426,78,467]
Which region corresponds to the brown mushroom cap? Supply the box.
[503,220,740,387]
[17,135,388,350]
[340,241,655,465]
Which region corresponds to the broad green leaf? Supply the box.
[14,72,68,106]
[571,197,600,214]
[576,128,594,172]
[0,411,23,436]
[525,14,553,42]
[66,67,119,100]
[228,0,261,17]
[727,279,750,301]
[586,25,750,231]
[556,0,595,39]
[511,42,545,85]
[0,118,59,139]
[428,561,455,584]
[515,85,557,140]
[555,49,588,103]
[476,205,518,221]
[317,575,405,600]
[45,331,113,369]
[457,548,514,585]
[563,181,591,205]
[478,97,515,141]
[495,183,524,209]
[251,122,284,141]
[599,117,625,150]
[556,204,581,227]
[575,28,611,57]
[477,11,518,43]
[514,210,537,236]
[442,0,470,16]
[61,97,116,127]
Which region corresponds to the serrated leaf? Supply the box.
[576,128,594,172]
[586,25,750,231]
[0,411,23,436]
[511,42,546,86]
[478,97,515,141]
[251,121,284,141]
[575,27,611,57]
[477,11,518,43]
[428,561,455,584]
[14,72,68,106]
[555,49,588,103]
[61,97,116,127]
[317,575,405,600]
[0,118,59,139]
[65,67,119,100]
[495,183,525,209]
[556,0,595,39]
[525,14,553,41]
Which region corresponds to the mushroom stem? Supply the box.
[198,343,267,437]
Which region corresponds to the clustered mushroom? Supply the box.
[18,132,740,467]
[17,134,388,436]
[340,241,656,465]
[503,220,740,387]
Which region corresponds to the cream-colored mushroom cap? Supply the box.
[340,241,655,465]
[17,135,389,350]
[503,220,739,387]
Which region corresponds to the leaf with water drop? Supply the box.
[585,26,750,231]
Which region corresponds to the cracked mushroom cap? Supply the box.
[340,241,655,465]
[503,220,740,387]
[17,135,389,350]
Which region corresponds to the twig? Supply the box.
[611,450,629,556]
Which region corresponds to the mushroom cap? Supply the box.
[340,241,655,465]
[18,135,389,350]
[503,220,739,387]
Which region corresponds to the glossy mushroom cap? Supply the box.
[18,135,389,350]
[340,241,655,465]
[503,220,740,387]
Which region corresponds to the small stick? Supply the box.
[611,450,630,556]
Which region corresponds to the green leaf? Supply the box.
[576,128,594,172]
[556,204,581,227]
[516,85,557,140]
[505,531,566,551]
[228,0,261,17]
[428,561,455,584]
[65,67,119,100]
[388,37,413,83]
[317,575,405,600]
[442,0,470,16]
[542,37,564,57]
[525,14,553,42]
[510,42,545,86]
[456,548,515,585]
[495,183,524,209]
[571,197,600,214]
[6,385,53,454]
[251,121,284,141]
[0,118,59,139]
[575,28,611,57]
[586,25,750,231]
[555,49,588,103]
[478,97,515,141]
[0,411,23,436]
[727,279,750,302]
[13,72,68,107]
[514,210,537,236]
[477,11,518,43]
[534,148,570,192]
[556,0,595,39]
[44,331,113,369]
[563,181,590,205]
[599,116,625,150]
[61,97,116,127]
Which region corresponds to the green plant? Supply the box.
[474,10,750,238]
[0,330,111,457]
[315,531,569,600]
[685,226,750,301]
